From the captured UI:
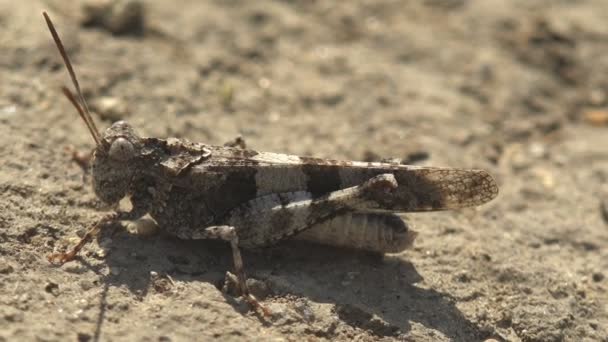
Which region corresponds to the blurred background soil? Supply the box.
[1,0,607,341]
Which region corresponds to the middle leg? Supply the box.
[189,225,269,315]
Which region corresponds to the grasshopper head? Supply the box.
[92,121,144,204]
[44,12,145,205]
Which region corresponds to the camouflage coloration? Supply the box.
[42,12,499,314]
[84,120,497,251]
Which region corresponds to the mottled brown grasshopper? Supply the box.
[43,12,498,313]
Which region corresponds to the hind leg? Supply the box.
[223,173,398,248]
[180,174,398,313]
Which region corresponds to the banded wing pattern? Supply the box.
[182,148,499,213]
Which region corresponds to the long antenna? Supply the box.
[43,11,102,146]
[61,86,101,145]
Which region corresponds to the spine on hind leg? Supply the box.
[293,213,417,253]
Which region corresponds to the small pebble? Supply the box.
[82,0,145,36]
[528,142,547,158]
[0,105,17,118]
[507,145,530,170]
[126,218,159,236]
[4,309,24,323]
[92,96,129,122]
[80,280,95,291]
[532,167,555,188]
[592,272,604,282]
[583,109,608,126]
[77,332,93,342]
[116,301,130,311]
[45,281,60,296]
[588,89,606,105]
[454,270,471,283]
[0,259,14,274]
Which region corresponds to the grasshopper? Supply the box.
[43,12,498,313]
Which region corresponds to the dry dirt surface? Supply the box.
[1,0,608,341]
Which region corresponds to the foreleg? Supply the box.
[48,189,151,264]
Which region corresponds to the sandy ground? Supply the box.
[1,0,608,341]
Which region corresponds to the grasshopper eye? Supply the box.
[109,137,135,161]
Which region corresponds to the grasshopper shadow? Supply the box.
[259,240,491,341]
[95,230,489,341]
